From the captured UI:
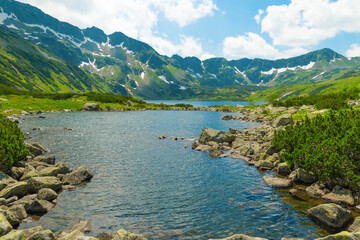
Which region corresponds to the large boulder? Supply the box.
[290,168,317,184]
[199,127,235,144]
[28,177,62,193]
[62,166,93,185]
[82,103,101,111]
[27,199,54,214]
[272,114,294,127]
[262,176,292,188]
[349,217,360,232]
[38,188,58,201]
[60,230,97,240]
[32,155,56,165]
[323,186,355,206]
[0,210,19,227]
[315,231,360,240]
[277,163,291,175]
[307,203,352,230]
[27,230,56,240]
[0,230,25,240]
[210,234,268,240]
[0,213,12,237]
[306,182,330,198]
[0,182,27,199]
[8,205,27,221]
[38,163,70,177]
[113,229,147,240]
[26,143,49,157]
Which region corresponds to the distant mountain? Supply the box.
[0,0,359,99]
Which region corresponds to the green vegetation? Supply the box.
[273,109,360,190]
[0,115,29,171]
[273,88,360,110]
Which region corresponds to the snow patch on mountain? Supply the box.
[312,71,325,80]
[0,8,18,24]
[159,76,169,84]
[179,86,186,90]
[141,72,145,80]
[261,62,315,75]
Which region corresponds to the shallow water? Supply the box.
[19,110,321,239]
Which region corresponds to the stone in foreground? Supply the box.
[210,233,268,240]
[0,182,27,199]
[114,229,147,240]
[0,230,25,240]
[28,177,62,193]
[0,213,12,237]
[262,176,292,188]
[315,231,360,240]
[307,203,352,230]
[27,230,55,240]
[348,217,360,232]
[322,185,355,206]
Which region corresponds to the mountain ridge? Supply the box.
[0,0,359,99]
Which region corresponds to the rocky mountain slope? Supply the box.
[0,0,359,99]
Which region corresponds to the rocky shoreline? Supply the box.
[192,104,360,240]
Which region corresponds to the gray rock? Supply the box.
[306,182,330,198]
[20,170,38,181]
[209,233,268,240]
[0,210,19,227]
[210,149,224,158]
[71,220,91,233]
[62,166,93,185]
[257,160,274,170]
[0,213,12,237]
[28,177,62,193]
[23,226,43,238]
[10,167,25,181]
[28,230,56,240]
[290,168,317,184]
[38,163,70,177]
[27,199,54,214]
[59,230,96,240]
[277,163,291,175]
[315,231,360,240]
[323,186,355,206]
[0,182,27,199]
[199,127,235,144]
[157,134,167,139]
[307,203,352,230]
[272,114,294,127]
[97,232,115,240]
[8,205,27,221]
[0,230,25,240]
[33,155,56,165]
[349,217,360,232]
[38,188,58,201]
[113,229,147,240]
[26,144,45,157]
[82,103,101,111]
[263,176,292,188]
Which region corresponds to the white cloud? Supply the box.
[223,32,307,60]
[141,32,212,59]
[254,9,264,24]
[260,0,360,47]
[346,44,360,58]
[17,0,217,36]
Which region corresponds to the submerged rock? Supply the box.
[71,220,91,233]
[263,176,292,188]
[307,203,352,231]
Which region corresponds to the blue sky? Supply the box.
[18,0,360,60]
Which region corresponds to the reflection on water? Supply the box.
[19,110,320,239]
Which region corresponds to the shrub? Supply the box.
[273,109,360,190]
[0,115,29,171]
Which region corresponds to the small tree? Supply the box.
[266,93,281,103]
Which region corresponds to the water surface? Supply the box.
[19,110,320,239]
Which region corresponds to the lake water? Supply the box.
[19,107,321,239]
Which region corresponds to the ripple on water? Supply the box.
[20,110,320,239]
